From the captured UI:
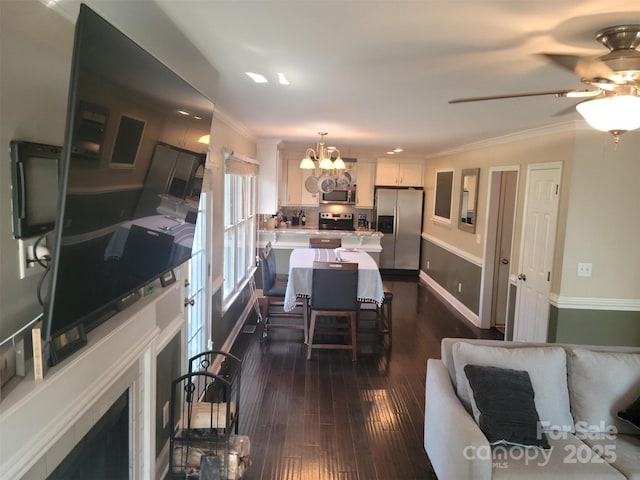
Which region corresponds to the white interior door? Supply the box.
[186,193,210,360]
[513,164,561,342]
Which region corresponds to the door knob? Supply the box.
[185,298,195,307]
[517,273,527,281]
[501,258,509,265]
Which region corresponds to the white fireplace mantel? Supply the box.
[0,277,185,480]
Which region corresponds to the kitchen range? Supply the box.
[318,212,354,231]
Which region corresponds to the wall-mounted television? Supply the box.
[44,4,213,362]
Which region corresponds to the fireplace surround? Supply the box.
[48,389,129,479]
[0,276,185,480]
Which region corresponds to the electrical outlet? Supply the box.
[577,262,593,277]
[163,401,170,428]
[18,237,48,279]
[426,260,430,270]
[457,282,462,293]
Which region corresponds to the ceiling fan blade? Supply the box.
[539,53,619,83]
[448,89,576,104]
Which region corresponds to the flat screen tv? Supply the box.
[44,4,213,362]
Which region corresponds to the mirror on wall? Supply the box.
[458,168,480,233]
[433,169,454,223]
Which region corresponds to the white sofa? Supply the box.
[424,338,640,480]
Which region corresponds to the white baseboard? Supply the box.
[419,271,480,327]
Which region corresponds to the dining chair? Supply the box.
[259,242,307,341]
[307,261,359,361]
[309,237,342,249]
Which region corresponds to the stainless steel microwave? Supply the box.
[321,188,356,204]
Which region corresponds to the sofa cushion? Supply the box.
[491,434,627,479]
[452,342,574,432]
[568,348,640,435]
[618,393,640,432]
[464,365,550,448]
[581,433,640,480]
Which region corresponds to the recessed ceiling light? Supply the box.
[278,73,290,85]
[386,151,395,155]
[245,72,268,83]
[178,110,190,116]
[193,115,202,120]
[393,148,404,153]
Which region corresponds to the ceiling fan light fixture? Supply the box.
[576,95,640,141]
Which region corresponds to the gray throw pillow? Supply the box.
[618,394,640,431]
[464,364,550,449]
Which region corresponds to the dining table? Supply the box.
[283,247,385,312]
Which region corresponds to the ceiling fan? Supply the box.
[449,24,640,142]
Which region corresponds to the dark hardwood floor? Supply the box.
[229,275,502,480]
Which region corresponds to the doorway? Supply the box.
[479,167,519,335]
[491,171,518,333]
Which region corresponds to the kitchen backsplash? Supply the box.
[259,206,375,229]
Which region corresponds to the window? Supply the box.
[223,153,258,309]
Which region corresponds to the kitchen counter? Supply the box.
[257,228,383,272]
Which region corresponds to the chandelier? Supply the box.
[576,92,640,143]
[299,132,346,171]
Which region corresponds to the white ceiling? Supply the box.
[50,0,640,156]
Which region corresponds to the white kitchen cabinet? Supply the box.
[398,161,423,186]
[257,139,282,215]
[375,159,423,187]
[161,119,209,154]
[375,160,400,186]
[355,161,375,208]
[285,158,319,206]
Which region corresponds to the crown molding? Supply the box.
[213,106,257,142]
[428,121,582,159]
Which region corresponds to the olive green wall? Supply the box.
[421,238,482,314]
[549,306,640,346]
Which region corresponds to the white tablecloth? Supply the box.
[284,248,385,312]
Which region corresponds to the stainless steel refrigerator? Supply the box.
[375,188,424,271]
